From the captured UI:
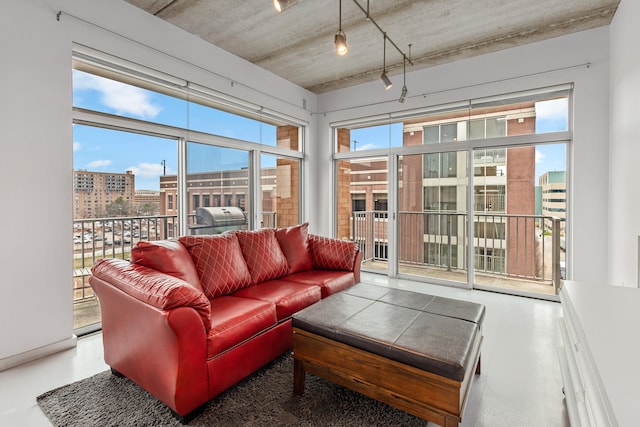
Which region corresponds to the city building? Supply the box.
[539,171,567,229]
[133,189,160,215]
[73,170,135,219]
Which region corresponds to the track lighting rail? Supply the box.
[350,0,414,66]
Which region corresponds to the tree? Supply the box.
[105,197,133,217]
[136,202,160,216]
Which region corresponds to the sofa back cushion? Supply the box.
[274,223,313,274]
[235,228,289,284]
[131,239,203,293]
[309,234,358,271]
[179,234,252,299]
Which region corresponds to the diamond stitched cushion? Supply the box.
[235,229,289,284]
[309,234,358,271]
[274,222,313,274]
[179,234,252,299]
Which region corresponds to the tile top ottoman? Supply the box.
[292,283,485,427]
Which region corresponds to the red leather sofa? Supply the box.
[89,223,361,420]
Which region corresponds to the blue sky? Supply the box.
[73,70,567,190]
[73,70,273,190]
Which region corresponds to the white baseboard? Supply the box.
[0,335,77,372]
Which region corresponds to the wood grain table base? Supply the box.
[293,328,481,427]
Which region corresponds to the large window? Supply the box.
[72,53,304,333]
[335,87,570,299]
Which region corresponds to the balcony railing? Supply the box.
[73,212,278,303]
[352,210,564,294]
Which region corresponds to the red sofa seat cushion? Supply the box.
[232,280,321,321]
[274,223,313,274]
[179,234,252,299]
[131,239,203,293]
[206,296,277,357]
[91,258,211,331]
[235,229,289,284]
[309,234,358,271]
[280,269,356,298]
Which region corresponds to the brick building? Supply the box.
[73,170,135,219]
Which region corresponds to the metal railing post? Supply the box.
[552,217,561,294]
[352,212,356,246]
[447,214,452,271]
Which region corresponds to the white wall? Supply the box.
[609,0,640,288]
[0,0,313,366]
[313,27,611,285]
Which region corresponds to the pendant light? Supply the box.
[399,55,408,103]
[335,0,348,55]
[273,0,293,13]
[379,33,392,90]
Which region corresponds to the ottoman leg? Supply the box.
[293,358,306,395]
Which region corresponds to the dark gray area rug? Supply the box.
[37,353,427,426]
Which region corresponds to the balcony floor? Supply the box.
[363,260,558,296]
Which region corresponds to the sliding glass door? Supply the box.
[335,86,570,299]
[398,150,469,286]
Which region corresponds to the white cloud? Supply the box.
[535,150,545,163]
[535,98,568,122]
[127,162,168,178]
[73,142,81,152]
[74,71,161,119]
[355,143,381,151]
[87,159,112,168]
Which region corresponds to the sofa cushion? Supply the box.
[280,269,356,298]
[131,240,203,292]
[91,258,211,331]
[232,279,321,321]
[274,223,313,274]
[235,229,289,284]
[308,234,358,271]
[206,296,277,357]
[179,234,252,299]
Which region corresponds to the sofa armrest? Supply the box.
[91,258,211,331]
[90,273,209,415]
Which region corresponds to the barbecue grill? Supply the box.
[190,206,247,235]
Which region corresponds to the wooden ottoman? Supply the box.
[292,283,484,427]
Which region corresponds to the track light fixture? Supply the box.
[335,0,348,55]
[380,33,392,90]
[274,0,412,94]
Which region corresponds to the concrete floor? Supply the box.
[1,272,569,426]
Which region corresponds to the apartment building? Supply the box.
[73,170,135,219]
[539,171,567,226]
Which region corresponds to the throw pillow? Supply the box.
[130,239,203,292]
[235,228,289,284]
[309,234,358,271]
[179,234,253,299]
[274,222,313,274]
